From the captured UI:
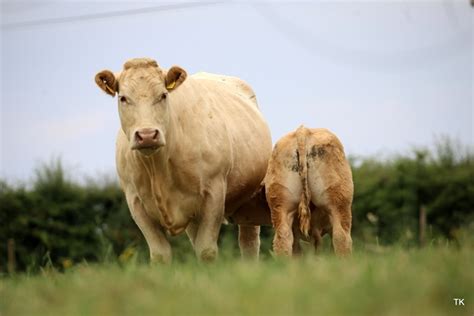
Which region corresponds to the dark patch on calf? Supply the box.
[290,163,299,172]
[309,145,326,159]
[290,150,300,172]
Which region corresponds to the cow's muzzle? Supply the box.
[132,128,164,154]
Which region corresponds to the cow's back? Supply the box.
[193,72,258,108]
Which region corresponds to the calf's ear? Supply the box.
[95,70,118,96]
[165,66,187,91]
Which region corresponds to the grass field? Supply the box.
[1,242,473,316]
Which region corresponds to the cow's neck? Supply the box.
[129,105,190,231]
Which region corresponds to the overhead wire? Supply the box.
[251,3,470,72]
[2,2,223,30]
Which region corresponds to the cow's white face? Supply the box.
[95,58,187,156]
[118,65,170,155]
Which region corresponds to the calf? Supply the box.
[267,126,353,256]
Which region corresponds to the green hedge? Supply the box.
[0,161,142,272]
[351,139,474,246]
[1,139,472,272]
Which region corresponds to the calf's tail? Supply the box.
[296,125,311,237]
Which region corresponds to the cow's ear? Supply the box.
[165,66,187,91]
[95,70,118,96]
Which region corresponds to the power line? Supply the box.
[2,2,222,30]
[252,3,470,73]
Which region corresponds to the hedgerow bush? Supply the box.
[1,139,472,272]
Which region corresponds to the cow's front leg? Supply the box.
[194,182,225,262]
[126,193,172,264]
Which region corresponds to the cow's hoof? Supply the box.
[199,248,217,262]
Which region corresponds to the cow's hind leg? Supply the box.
[312,228,323,254]
[186,220,199,247]
[239,225,260,259]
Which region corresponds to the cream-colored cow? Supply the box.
[235,126,353,257]
[95,58,272,263]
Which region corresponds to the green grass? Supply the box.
[1,244,473,316]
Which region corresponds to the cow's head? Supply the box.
[95,58,187,155]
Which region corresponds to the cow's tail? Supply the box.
[296,125,311,237]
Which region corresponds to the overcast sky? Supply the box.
[1,1,472,183]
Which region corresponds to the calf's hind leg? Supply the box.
[292,225,302,256]
[268,185,298,257]
[329,206,352,256]
[272,210,296,257]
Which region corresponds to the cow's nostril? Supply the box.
[135,131,143,141]
[153,130,159,139]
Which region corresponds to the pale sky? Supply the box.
[1,1,473,183]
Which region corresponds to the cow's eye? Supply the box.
[154,93,167,104]
[151,93,167,105]
[120,96,128,103]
